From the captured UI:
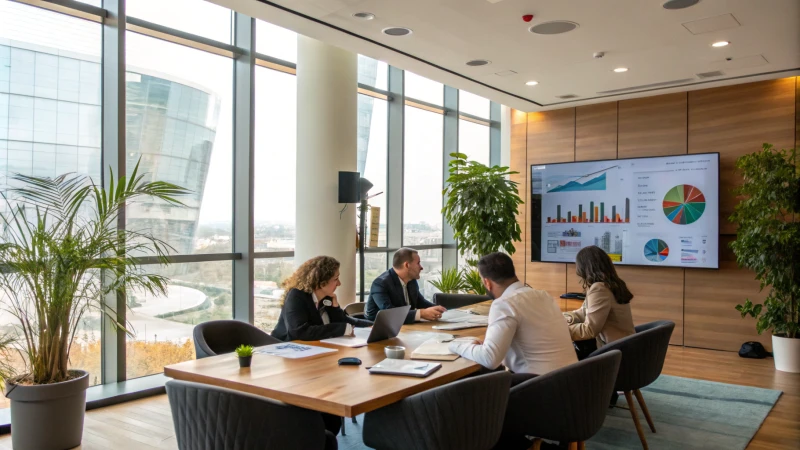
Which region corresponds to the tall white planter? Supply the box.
[772,335,800,373]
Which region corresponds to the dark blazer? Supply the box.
[365,268,436,324]
[271,288,372,341]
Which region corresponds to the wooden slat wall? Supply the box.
[511,77,798,351]
[510,109,528,281]
[683,78,797,350]
[525,109,576,304]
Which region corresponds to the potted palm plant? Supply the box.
[428,267,466,294]
[730,144,800,373]
[0,162,188,449]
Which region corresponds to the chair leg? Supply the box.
[341,417,346,436]
[568,443,578,450]
[578,442,586,450]
[634,389,656,433]
[529,438,543,450]
[624,391,649,450]
[351,415,358,424]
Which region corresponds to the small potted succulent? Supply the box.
[236,345,254,368]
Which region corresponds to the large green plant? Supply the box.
[442,153,523,266]
[730,144,800,338]
[0,162,189,385]
[462,269,487,295]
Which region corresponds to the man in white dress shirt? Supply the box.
[449,252,577,376]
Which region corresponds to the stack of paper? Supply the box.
[255,343,337,359]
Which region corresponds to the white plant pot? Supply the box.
[772,334,800,373]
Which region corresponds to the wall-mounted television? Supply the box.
[530,153,719,269]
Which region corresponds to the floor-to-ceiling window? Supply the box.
[0,0,104,403]
[0,0,501,410]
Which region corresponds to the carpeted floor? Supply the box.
[338,375,782,450]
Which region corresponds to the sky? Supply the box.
[0,0,492,230]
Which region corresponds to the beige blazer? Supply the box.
[566,282,635,348]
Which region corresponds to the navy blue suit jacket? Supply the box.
[365,268,436,324]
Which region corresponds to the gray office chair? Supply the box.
[589,320,675,450]
[497,350,622,450]
[193,320,281,359]
[166,380,337,450]
[343,302,366,319]
[363,371,511,450]
[433,293,491,309]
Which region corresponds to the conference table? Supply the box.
[163,300,493,418]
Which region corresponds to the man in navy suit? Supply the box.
[366,248,447,324]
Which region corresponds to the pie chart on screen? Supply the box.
[663,184,706,225]
[644,239,669,263]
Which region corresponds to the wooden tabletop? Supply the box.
[164,301,493,418]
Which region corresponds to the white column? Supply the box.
[295,36,358,303]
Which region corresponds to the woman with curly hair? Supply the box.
[564,245,636,360]
[271,255,372,342]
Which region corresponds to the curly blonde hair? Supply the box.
[281,256,340,305]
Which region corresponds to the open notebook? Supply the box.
[368,358,442,378]
[411,337,475,361]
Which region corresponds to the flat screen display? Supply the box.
[530,153,719,269]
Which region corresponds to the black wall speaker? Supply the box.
[338,171,360,203]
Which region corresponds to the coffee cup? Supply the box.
[384,345,405,359]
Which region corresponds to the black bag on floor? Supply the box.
[738,341,772,359]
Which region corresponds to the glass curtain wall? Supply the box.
[0,0,499,398]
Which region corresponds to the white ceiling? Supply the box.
[213,0,800,112]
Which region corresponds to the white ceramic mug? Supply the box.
[384,345,405,359]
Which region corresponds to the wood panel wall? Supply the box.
[511,77,798,351]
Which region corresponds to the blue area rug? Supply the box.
[338,375,781,450]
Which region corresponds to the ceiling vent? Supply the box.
[352,12,375,20]
[382,27,413,37]
[495,70,518,76]
[466,59,491,67]
[596,78,695,94]
[530,21,579,35]
[556,94,579,99]
[682,14,741,35]
[662,0,700,10]
[696,70,724,79]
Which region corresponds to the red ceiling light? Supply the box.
[522,14,534,22]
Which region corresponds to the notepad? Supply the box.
[368,358,442,378]
[410,338,461,361]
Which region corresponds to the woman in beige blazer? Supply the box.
[565,245,636,359]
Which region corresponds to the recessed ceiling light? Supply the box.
[711,40,730,47]
[613,67,629,73]
[382,27,413,37]
[525,81,539,86]
[466,59,491,67]
[529,21,579,35]
[352,12,375,20]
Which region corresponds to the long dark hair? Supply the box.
[575,246,633,304]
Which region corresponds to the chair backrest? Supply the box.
[589,320,675,392]
[363,371,511,450]
[432,293,491,310]
[343,302,365,317]
[193,320,281,359]
[502,350,622,443]
[166,380,329,450]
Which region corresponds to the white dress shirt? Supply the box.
[312,293,352,335]
[449,281,577,375]
[398,278,422,322]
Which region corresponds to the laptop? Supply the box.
[321,305,411,347]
